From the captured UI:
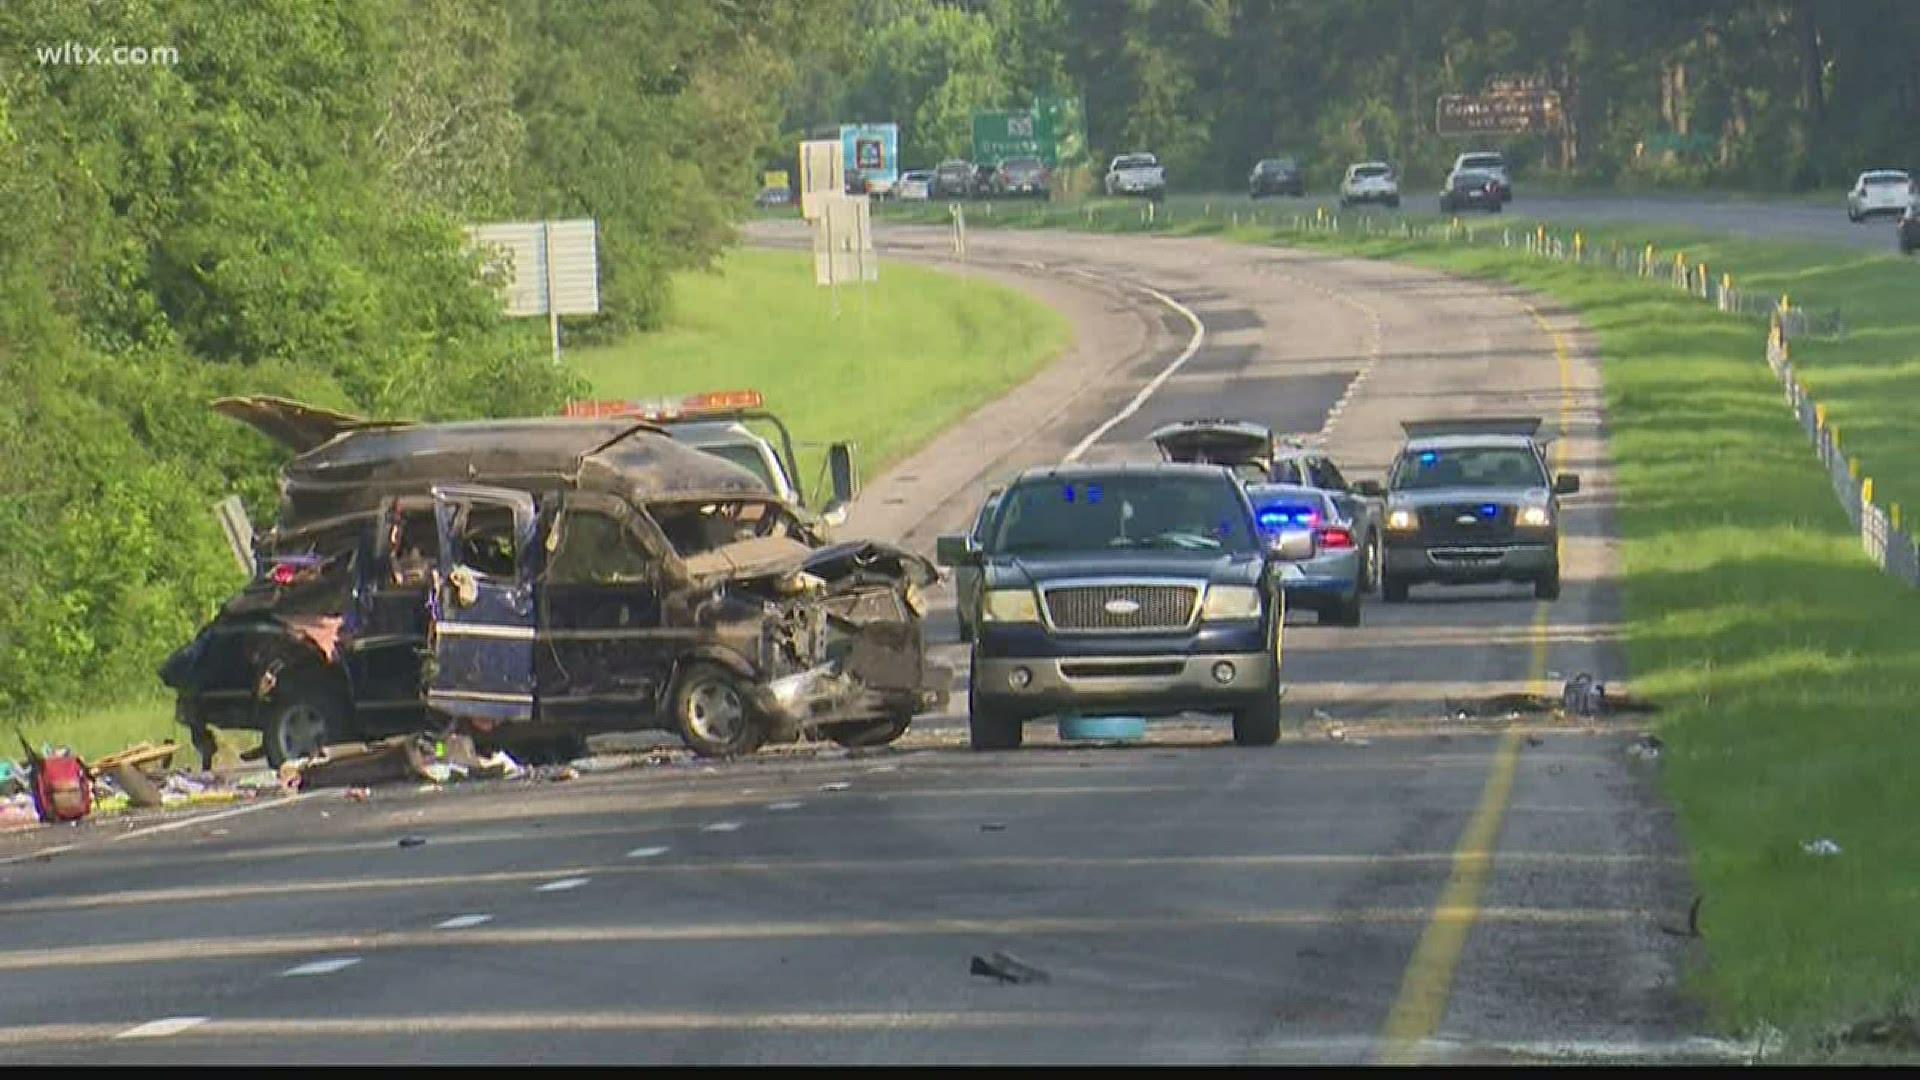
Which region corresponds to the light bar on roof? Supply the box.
[561,389,764,421]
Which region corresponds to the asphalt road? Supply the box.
[1240,188,1910,251]
[0,224,1740,1064]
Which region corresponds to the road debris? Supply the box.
[970,950,1051,985]
[980,822,1008,832]
[397,835,428,848]
[1801,837,1842,857]
[820,781,851,792]
[1627,735,1665,760]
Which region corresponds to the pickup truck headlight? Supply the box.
[1517,506,1553,528]
[1386,508,1419,531]
[981,588,1040,623]
[1201,584,1263,621]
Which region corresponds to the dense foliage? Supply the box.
[0,0,839,723]
[797,0,1920,191]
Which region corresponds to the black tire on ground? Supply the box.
[1535,564,1562,601]
[1232,687,1282,747]
[967,684,1024,751]
[1325,593,1363,627]
[670,661,767,758]
[821,713,912,749]
[261,677,350,769]
[1382,573,1411,603]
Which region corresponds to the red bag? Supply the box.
[29,750,93,823]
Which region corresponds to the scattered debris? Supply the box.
[1801,837,1842,857]
[820,781,851,792]
[397,835,428,848]
[969,950,1051,985]
[1836,1013,1920,1051]
[112,764,167,809]
[550,766,580,782]
[1327,726,1346,742]
[1627,734,1665,761]
[980,822,1008,832]
[1660,894,1705,938]
[344,787,371,802]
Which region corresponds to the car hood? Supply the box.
[1149,423,1271,467]
[1388,486,1549,509]
[984,549,1264,589]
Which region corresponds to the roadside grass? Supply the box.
[568,246,1069,504]
[878,195,1920,1048]
[16,696,250,769]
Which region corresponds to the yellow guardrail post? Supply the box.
[1893,503,1903,531]
[1862,477,1874,505]
[1848,456,1859,480]
[1573,231,1584,261]
[1721,272,1733,312]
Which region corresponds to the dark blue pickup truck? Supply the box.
[936,462,1314,750]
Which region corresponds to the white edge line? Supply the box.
[0,791,315,868]
[1063,282,1207,462]
[113,1016,209,1040]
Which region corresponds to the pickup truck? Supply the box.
[1104,152,1166,200]
[936,462,1315,750]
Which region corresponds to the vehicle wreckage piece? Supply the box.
[161,397,950,767]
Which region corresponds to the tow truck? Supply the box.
[563,390,859,528]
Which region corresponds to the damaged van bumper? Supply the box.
[755,661,955,728]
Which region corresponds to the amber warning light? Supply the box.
[563,389,764,421]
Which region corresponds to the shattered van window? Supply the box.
[455,505,520,579]
[651,499,792,557]
[550,510,655,585]
[390,510,439,587]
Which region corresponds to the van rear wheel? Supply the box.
[672,663,767,758]
[261,678,348,769]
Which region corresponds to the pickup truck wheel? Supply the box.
[1232,689,1282,747]
[821,713,912,749]
[968,689,1024,751]
[1534,565,1562,601]
[1382,572,1411,603]
[261,678,349,769]
[672,662,767,758]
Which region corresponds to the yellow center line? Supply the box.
[1375,301,1577,1063]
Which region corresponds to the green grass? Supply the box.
[567,247,1069,502]
[15,696,249,769]
[879,194,1920,1050]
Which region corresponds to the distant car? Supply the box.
[1245,483,1364,626]
[753,186,793,209]
[1379,416,1579,602]
[1440,169,1504,214]
[992,157,1050,199]
[1848,169,1914,222]
[971,163,999,198]
[932,159,975,199]
[1249,157,1304,198]
[895,170,932,202]
[1901,203,1920,254]
[1338,162,1400,208]
[1448,151,1512,202]
[1104,152,1167,200]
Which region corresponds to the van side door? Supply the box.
[536,493,673,721]
[427,484,539,725]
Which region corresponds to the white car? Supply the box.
[1338,162,1400,208]
[1448,150,1512,202]
[1104,152,1166,199]
[895,170,932,202]
[1847,169,1913,222]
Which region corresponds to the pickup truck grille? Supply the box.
[1041,584,1198,632]
[1417,504,1515,545]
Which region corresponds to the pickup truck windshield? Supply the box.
[987,475,1256,554]
[1390,447,1547,491]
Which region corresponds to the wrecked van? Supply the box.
[160,397,950,768]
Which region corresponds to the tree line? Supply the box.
[791,0,1920,191]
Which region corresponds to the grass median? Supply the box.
[32,247,1068,768]
[569,246,1069,502]
[879,194,1920,1050]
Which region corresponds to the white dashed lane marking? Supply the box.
[627,846,671,859]
[701,821,743,833]
[435,914,493,930]
[535,877,591,893]
[283,957,362,977]
[114,1017,208,1040]
[766,801,804,811]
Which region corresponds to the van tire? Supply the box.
[671,662,767,758]
[261,678,349,769]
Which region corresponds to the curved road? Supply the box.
[0,225,1735,1064]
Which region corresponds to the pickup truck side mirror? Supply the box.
[1553,473,1581,495]
[827,442,859,507]
[1350,479,1385,498]
[1268,528,1315,562]
[934,533,979,567]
